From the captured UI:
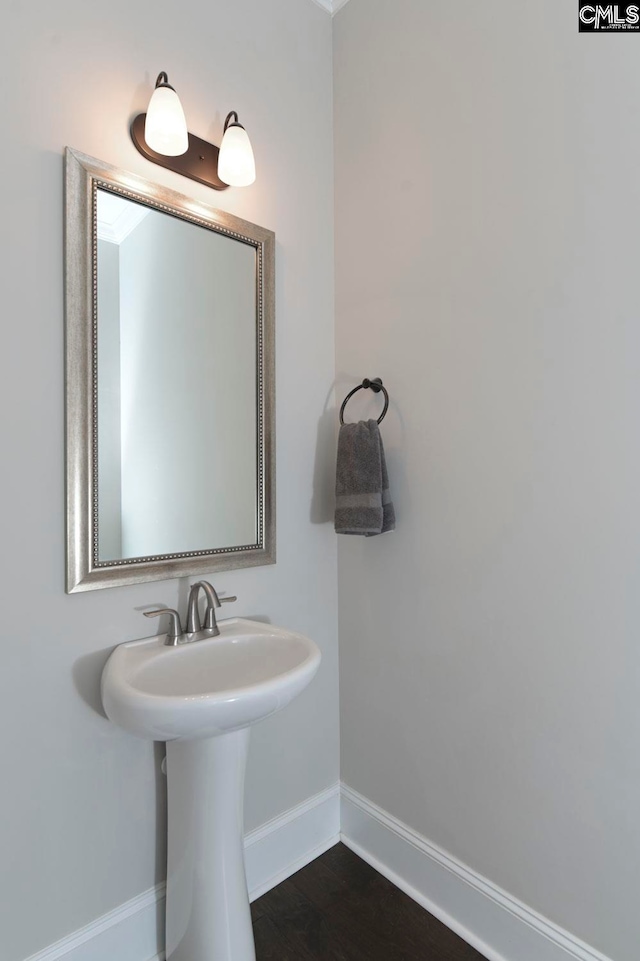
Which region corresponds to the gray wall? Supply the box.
[0,1,337,959]
[334,2,640,960]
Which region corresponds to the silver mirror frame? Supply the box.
[65,147,275,593]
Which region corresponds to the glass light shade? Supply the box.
[218,124,256,187]
[145,85,189,157]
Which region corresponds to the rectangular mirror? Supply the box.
[65,149,275,592]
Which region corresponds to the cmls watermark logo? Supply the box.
[579,2,640,30]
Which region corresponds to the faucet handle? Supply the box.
[204,593,236,630]
[195,581,237,632]
[144,608,183,646]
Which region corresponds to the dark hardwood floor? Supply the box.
[251,843,487,960]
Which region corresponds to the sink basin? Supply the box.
[101,615,321,961]
[102,617,321,741]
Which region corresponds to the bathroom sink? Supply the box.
[101,617,321,741]
[102,613,321,961]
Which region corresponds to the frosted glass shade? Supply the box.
[218,124,256,187]
[145,85,189,157]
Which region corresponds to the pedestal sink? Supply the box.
[101,617,321,961]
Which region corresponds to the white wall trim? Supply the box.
[307,0,352,16]
[96,189,150,245]
[21,883,166,961]
[245,781,341,900]
[23,782,340,961]
[21,781,613,961]
[340,784,613,961]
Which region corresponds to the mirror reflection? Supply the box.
[95,188,258,561]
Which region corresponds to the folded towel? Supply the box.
[335,419,396,536]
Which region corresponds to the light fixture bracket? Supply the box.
[130,114,229,191]
[154,71,175,91]
[224,110,242,132]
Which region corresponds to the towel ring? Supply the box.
[339,378,389,426]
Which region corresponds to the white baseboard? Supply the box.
[245,781,341,901]
[21,780,613,961]
[24,782,340,961]
[22,884,166,961]
[340,783,613,961]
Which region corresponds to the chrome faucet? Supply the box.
[187,580,237,637]
[144,581,237,646]
[144,608,184,647]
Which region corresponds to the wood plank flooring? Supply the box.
[251,843,487,960]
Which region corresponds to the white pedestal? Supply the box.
[164,730,256,961]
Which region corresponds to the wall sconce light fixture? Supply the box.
[131,72,256,190]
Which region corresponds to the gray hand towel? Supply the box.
[335,419,396,536]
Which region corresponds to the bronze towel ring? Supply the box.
[339,378,389,426]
